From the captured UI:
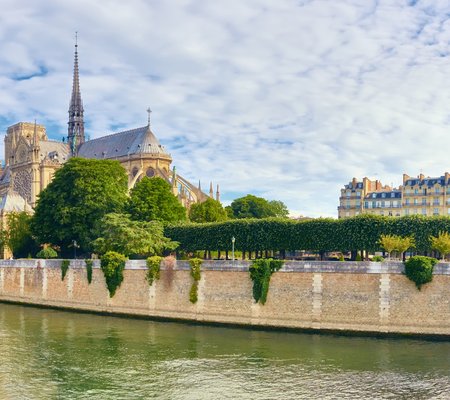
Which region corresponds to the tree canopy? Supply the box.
[189,198,228,223]
[4,212,37,258]
[127,177,187,223]
[92,213,178,257]
[31,158,128,254]
[229,194,289,219]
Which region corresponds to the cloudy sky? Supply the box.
[1,0,450,217]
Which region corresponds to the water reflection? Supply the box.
[0,303,450,399]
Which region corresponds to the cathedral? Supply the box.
[0,41,219,218]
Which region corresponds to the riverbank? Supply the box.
[1,259,450,338]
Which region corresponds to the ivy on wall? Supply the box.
[249,258,283,304]
[85,259,93,284]
[100,251,127,297]
[61,260,70,281]
[146,256,162,286]
[189,258,202,303]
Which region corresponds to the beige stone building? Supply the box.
[339,173,450,218]
[0,41,215,251]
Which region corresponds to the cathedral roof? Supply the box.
[77,125,170,160]
[0,189,31,213]
[39,140,70,162]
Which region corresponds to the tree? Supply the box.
[127,177,187,222]
[189,198,228,223]
[92,213,178,257]
[378,234,414,259]
[5,212,38,258]
[229,194,289,219]
[430,231,450,260]
[31,158,128,254]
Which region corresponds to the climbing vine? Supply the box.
[85,259,93,284]
[100,251,127,297]
[404,256,438,290]
[146,256,162,286]
[189,258,202,303]
[61,259,70,281]
[249,258,283,304]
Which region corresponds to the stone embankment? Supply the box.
[1,259,449,337]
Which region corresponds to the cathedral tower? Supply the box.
[67,33,85,156]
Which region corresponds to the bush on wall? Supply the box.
[146,256,162,286]
[85,259,93,284]
[404,256,438,290]
[100,251,127,297]
[249,258,283,304]
[61,259,70,281]
[189,258,202,303]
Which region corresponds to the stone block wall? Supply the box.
[1,259,450,336]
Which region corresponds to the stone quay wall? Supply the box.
[1,259,450,337]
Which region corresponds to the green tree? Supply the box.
[430,231,450,260]
[378,234,414,259]
[6,212,38,258]
[92,213,178,257]
[229,194,289,219]
[189,198,228,223]
[127,177,186,222]
[31,158,128,254]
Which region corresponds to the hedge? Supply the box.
[165,215,450,255]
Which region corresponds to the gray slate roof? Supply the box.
[39,140,70,162]
[78,125,169,159]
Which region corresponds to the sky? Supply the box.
[1,0,450,217]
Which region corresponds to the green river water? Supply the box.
[1,303,450,399]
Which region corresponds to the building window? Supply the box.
[391,193,395,198]
[414,198,418,205]
[422,208,427,215]
[356,191,361,197]
[405,199,410,205]
[381,201,385,208]
[433,198,440,206]
[346,191,351,198]
[414,189,419,194]
[405,209,410,216]
[435,188,441,194]
[382,193,386,198]
[422,198,426,205]
[372,193,376,198]
[434,208,439,215]
[356,201,361,207]
[372,201,376,208]
[364,201,369,208]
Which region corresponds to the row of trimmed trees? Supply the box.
[165,215,450,260]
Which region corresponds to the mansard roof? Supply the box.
[77,125,170,160]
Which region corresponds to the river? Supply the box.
[0,303,449,399]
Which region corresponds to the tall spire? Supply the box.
[68,32,85,156]
[209,182,213,198]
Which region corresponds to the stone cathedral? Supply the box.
[0,42,219,216]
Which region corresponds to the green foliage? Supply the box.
[404,256,438,290]
[146,256,162,286]
[249,258,283,305]
[189,198,228,223]
[5,212,38,258]
[61,260,70,281]
[100,251,127,297]
[85,259,93,284]
[128,177,187,223]
[371,255,384,262]
[378,234,415,258]
[165,214,450,256]
[36,247,58,259]
[189,258,202,303]
[31,158,128,254]
[430,231,450,260]
[229,195,289,219]
[338,254,345,261]
[355,253,362,261]
[93,213,178,257]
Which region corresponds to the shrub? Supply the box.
[372,255,384,262]
[61,259,70,281]
[100,251,127,297]
[36,247,58,259]
[404,256,438,290]
[249,258,283,304]
[85,259,93,284]
[355,253,362,261]
[146,256,162,286]
[338,254,345,262]
[189,258,202,303]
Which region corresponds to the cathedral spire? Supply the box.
[68,32,85,156]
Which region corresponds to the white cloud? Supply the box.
[1,0,450,217]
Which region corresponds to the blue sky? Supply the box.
[1,0,450,217]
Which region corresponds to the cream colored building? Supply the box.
[339,173,450,218]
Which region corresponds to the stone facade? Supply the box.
[1,260,450,337]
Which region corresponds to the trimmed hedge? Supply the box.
[165,215,450,255]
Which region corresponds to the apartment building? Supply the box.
[338,173,450,218]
